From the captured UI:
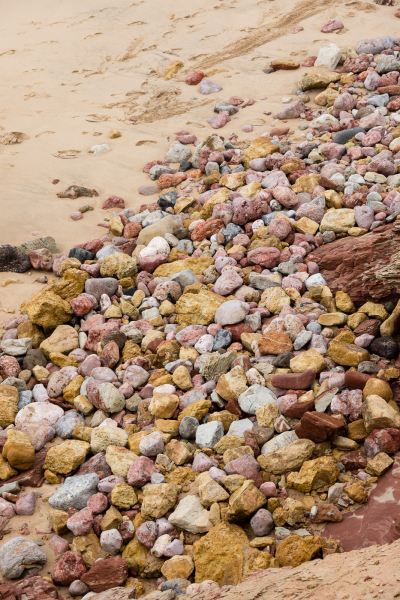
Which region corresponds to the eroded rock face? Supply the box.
[308,224,400,304]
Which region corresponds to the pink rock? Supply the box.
[81,263,101,277]
[224,454,261,483]
[192,452,218,472]
[70,294,96,316]
[331,389,363,421]
[321,19,344,33]
[272,186,299,209]
[29,248,53,271]
[164,539,184,557]
[268,219,292,240]
[98,475,125,493]
[194,334,215,354]
[213,270,243,295]
[0,355,21,379]
[87,493,108,514]
[302,56,317,67]
[15,492,37,516]
[136,521,157,548]
[102,196,125,209]
[250,508,274,536]
[247,247,281,268]
[207,111,231,129]
[0,498,15,519]
[292,26,304,34]
[259,482,278,497]
[52,254,68,276]
[79,354,102,377]
[233,197,271,225]
[67,508,94,536]
[362,129,382,147]
[273,99,305,120]
[364,70,380,91]
[321,143,346,160]
[49,534,70,556]
[364,428,400,458]
[241,124,253,132]
[123,222,142,239]
[176,325,207,347]
[70,212,83,221]
[354,334,375,348]
[359,110,386,131]
[127,456,159,487]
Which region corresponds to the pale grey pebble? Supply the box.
[48,474,99,511]
[0,537,47,579]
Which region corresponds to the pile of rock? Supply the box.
[1,33,400,600]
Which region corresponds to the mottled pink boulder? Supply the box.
[102,196,125,209]
[87,493,108,514]
[192,452,218,472]
[70,212,83,221]
[268,219,292,240]
[233,197,270,225]
[29,248,53,271]
[364,428,400,458]
[272,186,299,209]
[330,389,363,421]
[127,456,159,487]
[362,129,382,147]
[67,508,94,536]
[0,355,21,379]
[359,110,386,130]
[273,99,305,120]
[98,475,125,493]
[15,492,37,516]
[321,19,343,33]
[213,270,243,295]
[136,521,157,548]
[51,551,87,586]
[247,247,280,268]
[277,394,298,415]
[259,482,277,498]
[0,498,15,519]
[364,70,380,91]
[176,325,207,347]
[250,508,274,536]
[207,111,230,129]
[70,294,96,316]
[224,454,261,483]
[321,143,346,160]
[49,534,70,556]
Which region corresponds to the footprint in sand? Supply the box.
[85,114,110,122]
[35,131,55,138]
[136,140,157,146]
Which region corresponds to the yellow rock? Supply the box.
[294,217,319,235]
[175,196,195,214]
[74,394,95,415]
[124,578,145,595]
[358,302,389,321]
[238,181,261,198]
[109,216,124,237]
[275,534,325,567]
[223,445,253,465]
[164,439,191,465]
[348,227,368,236]
[100,253,137,280]
[215,365,248,401]
[44,470,60,484]
[53,269,90,302]
[226,480,267,522]
[105,445,139,478]
[17,320,45,348]
[128,431,150,454]
[324,190,342,209]
[111,482,138,509]
[208,410,239,433]
[149,393,179,419]
[2,430,35,470]
[44,440,90,474]
[345,482,367,504]
[172,365,193,390]
[110,129,122,139]
[122,341,142,361]
[255,402,281,428]
[298,69,340,91]
[362,394,400,433]
[214,435,244,454]
[219,172,246,190]
[40,324,79,358]
[176,289,225,326]
[365,452,394,476]
[314,88,340,106]
[199,187,230,219]
[63,375,85,404]
[318,312,348,327]
[335,291,356,314]
[100,506,123,531]
[347,419,368,442]
[0,456,18,480]
[193,522,271,585]
[291,173,321,194]
[154,257,214,279]
[161,555,194,580]
[164,60,184,80]
[362,378,393,402]
[0,397,18,428]
[49,352,78,368]
[257,439,315,474]
[327,341,369,367]
[320,208,356,233]
[141,483,180,519]
[21,289,73,328]
[241,138,279,169]
[47,509,70,534]
[348,312,368,329]
[122,538,149,574]
[178,399,211,423]
[290,349,327,373]
[71,531,108,567]
[287,456,339,492]
[259,287,291,314]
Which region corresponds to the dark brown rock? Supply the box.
[0,245,31,273]
[77,452,112,480]
[344,371,374,390]
[284,398,315,419]
[295,412,344,443]
[81,557,128,592]
[353,319,381,337]
[308,224,400,305]
[341,450,368,470]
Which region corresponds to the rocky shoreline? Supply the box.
[1,29,400,600]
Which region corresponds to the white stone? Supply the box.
[168,495,210,534]
[1,338,32,356]
[151,534,172,557]
[261,431,298,455]
[15,402,64,427]
[314,43,342,71]
[195,421,224,449]
[310,114,338,129]
[305,273,327,289]
[228,418,254,438]
[238,384,277,415]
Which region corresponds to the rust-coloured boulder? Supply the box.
[271,369,316,390]
[51,551,87,586]
[307,224,400,304]
[81,557,128,592]
[295,412,344,443]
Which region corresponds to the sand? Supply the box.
[0,0,397,590]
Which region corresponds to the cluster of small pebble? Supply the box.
[1,33,400,600]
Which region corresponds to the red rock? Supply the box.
[70,294,95,317]
[101,196,125,209]
[344,371,374,390]
[295,412,344,443]
[225,398,242,418]
[51,551,87,586]
[341,450,368,470]
[143,160,169,174]
[271,369,316,390]
[233,197,270,226]
[207,111,231,129]
[377,85,400,95]
[284,398,315,419]
[244,430,260,457]
[191,219,224,242]
[15,492,37,516]
[225,454,262,485]
[364,429,400,458]
[224,323,253,343]
[127,456,159,487]
[85,321,121,352]
[310,504,342,523]
[186,71,204,85]
[78,239,104,254]
[81,557,128,592]
[158,172,187,189]
[0,356,21,379]
[29,248,53,271]
[123,222,142,238]
[231,355,252,371]
[307,224,400,304]
[67,508,94,536]
[14,575,62,600]
[302,56,317,67]
[321,19,343,33]
[247,247,280,268]
[100,341,119,369]
[77,452,112,479]
[136,521,157,547]
[140,254,168,273]
[49,534,70,556]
